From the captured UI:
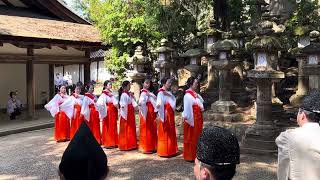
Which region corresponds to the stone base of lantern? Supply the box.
[241,123,279,154]
[205,101,245,122]
[204,111,245,122]
[211,100,237,113]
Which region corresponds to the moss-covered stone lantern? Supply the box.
[302,30,320,90]
[241,20,285,154]
[127,46,150,100]
[153,39,175,80]
[209,33,241,121]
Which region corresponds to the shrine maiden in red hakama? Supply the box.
[182,88,204,161]
[96,88,119,148]
[138,87,158,153]
[45,86,74,142]
[81,90,101,144]
[70,87,84,139]
[156,81,178,157]
[118,81,138,151]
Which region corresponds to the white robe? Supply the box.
[44,94,74,120]
[139,90,157,120]
[80,96,95,122]
[156,90,176,122]
[119,92,138,120]
[276,122,320,180]
[182,91,204,127]
[96,92,118,120]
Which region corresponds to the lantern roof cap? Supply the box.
[154,39,174,53]
[181,48,208,57]
[301,30,320,54]
[127,46,150,63]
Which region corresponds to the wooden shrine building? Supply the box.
[0,0,106,118]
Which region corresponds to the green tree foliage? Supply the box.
[83,0,204,79]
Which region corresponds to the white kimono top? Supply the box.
[182,89,204,127]
[81,93,97,122]
[276,122,320,180]
[156,88,176,122]
[96,90,118,120]
[138,89,157,120]
[44,93,74,120]
[119,91,138,120]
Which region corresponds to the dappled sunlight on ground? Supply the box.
[0,128,277,179]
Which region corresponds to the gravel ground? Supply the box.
[0,128,277,180]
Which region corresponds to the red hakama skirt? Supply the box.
[139,102,157,153]
[70,104,84,139]
[118,104,137,150]
[54,111,70,142]
[183,105,203,161]
[102,103,119,148]
[157,103,178,157]
[88,104,101,144]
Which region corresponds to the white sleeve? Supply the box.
[182,94,194,127]
[167,92,176,110]
[275,131,291,180]
[81,96,94,122]
[96,93,107,120]
[139,92,148,119]
[7,99,15,114]
[157,92,165,121]
[60,97,75,120]
[119,93,128,120]
[196,94,204,111]
[44,94,61,118]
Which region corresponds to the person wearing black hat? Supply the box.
[276,91,320,180]
[59,122,109,180]
[194,125,240,180]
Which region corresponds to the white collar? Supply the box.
[302,122,320,128]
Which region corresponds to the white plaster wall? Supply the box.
[0,64,26,109]
[34,64,49,105]
[34,46,85,56]
[0,43,26,54]
[90,61,98,82]
[0,64,50,109]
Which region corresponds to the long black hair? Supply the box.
[118,80,130,102]
[103,80,111,90]
[160,77,171,88]
[184,76,197,92]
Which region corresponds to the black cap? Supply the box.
[196,125,240,166]
[59,122,108,180]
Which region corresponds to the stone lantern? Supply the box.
[203,20,221,53]
[154,39,175,80]
[301,30,320,90]
[178,48,208,86]
[127,46,150,100]
[208,33,241,121]
[241,20,285,154]
[289,37,310,106]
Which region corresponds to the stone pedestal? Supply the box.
[290,57,309,106]
[208,60,243,121]
[127,72,146,101]
[242,71,284,154]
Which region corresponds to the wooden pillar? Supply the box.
[97,60,99,82]
[49,64,55,99]
[84,50,91,84]
[84,63,90,84]
[78,64,81,82]
[27,48,35,119]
